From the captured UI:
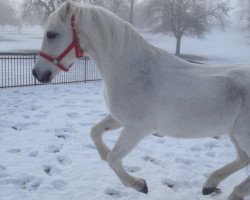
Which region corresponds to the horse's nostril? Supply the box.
[32,69,39,79]
[45,71,52,78]
[42,70,52,83]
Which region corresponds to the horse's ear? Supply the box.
[58,1,74,21]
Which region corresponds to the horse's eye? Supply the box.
[47,32,58,39]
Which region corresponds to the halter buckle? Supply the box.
[53,60,60,66]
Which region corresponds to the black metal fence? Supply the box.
[0,52,101,88]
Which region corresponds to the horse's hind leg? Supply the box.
[203,134,249,195]
[228,176,250,200]
[90,114,121,161]
[107,127,148,193]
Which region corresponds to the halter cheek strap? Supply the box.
[38,15,84,72]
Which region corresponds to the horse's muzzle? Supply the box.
[32,68,52,84]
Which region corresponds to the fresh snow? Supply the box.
[1,26,250,200]
[0,83,249,200]
[0,26,43,52]
[144,29,250,65]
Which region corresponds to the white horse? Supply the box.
[32,2,250,199]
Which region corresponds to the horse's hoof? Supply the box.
[136,180,148,194]
[202,187,216,195]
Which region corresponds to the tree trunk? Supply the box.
[130,0,134,25]
[175,36,182,56]
[18,24,22,34]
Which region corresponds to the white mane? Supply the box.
[52,2,163,58]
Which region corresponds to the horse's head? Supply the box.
[33,1,130,83]
[32,2,85,83]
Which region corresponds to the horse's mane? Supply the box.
[52,2,163,58]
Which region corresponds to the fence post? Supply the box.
[84,56,87,83]
[33,53,37,86]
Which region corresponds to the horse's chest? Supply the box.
[104,81,153,122]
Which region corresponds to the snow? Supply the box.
[143,29,250,65]
[1,26,250,200]
[0,26,43,52]
[0,83,249,200]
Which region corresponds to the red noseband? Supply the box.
[38,15,84,72]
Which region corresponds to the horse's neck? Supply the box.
[89,27,157,77]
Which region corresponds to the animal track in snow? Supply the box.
[51,180,67,190]
[91,110,101,114]
[0,165,6,171]
[65,112,80,118]
[204,141,219,149]
[206,151,216,157]
[11,122,39,131]
[125,166,141,173]
[54,127,77,134]
[190,146,204,152]
[83,100,92,103]
[80,122,94,127]
[104,188,121,198]
[56,155,72,166]
[43,165,61,176]
[162,178,195,191]
[162,178,177,191]
[28,178,43,191]
[175,158,194,166]
[28,151,38,157]
[84,144,96,149]
[6,148,22,154]
[55,134,69,140]
[22,115,30,119]
[30,106,43,111]
[46,144,63,153]
[0,173,10,179]
[142,155,166,168]
[0,175,43,191]
[34,114,47,118]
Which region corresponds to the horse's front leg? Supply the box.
[90,114,121,161]
[107,127,148,193]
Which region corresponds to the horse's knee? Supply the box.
[107,152,120,168]
[90,126,97,138]
[90,125,102,141]
[237,150,250,166]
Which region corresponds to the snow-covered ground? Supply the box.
[0,83,249,200]
[0,26,43,52]
[144,29,250,65]
[1,26,250,200]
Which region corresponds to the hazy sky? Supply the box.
[12,0,241,16]
[13,0,240,7]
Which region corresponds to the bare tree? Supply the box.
[130,0,135,24]
[21,0,69,25]
[239,0,250,31]
[83,0,130,21]
[145,0,231,56]
[0,0,18,31]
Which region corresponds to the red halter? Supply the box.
[38,15,84,72]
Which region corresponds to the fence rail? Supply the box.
[0,52,101,88]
